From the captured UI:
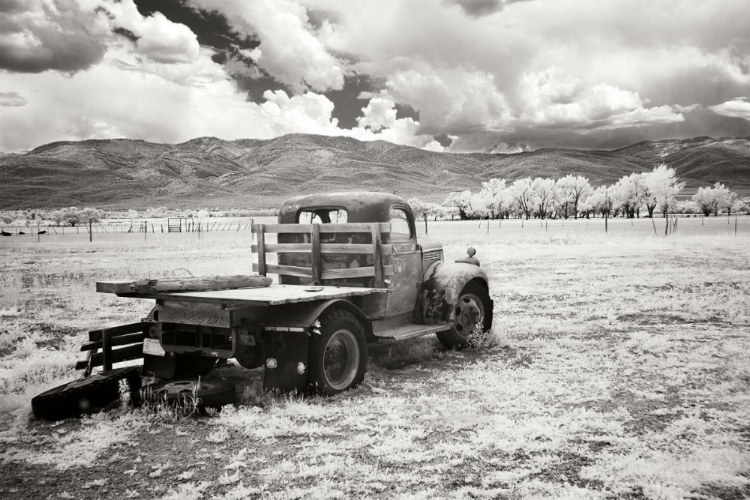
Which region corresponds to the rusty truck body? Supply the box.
[83,192,493,395]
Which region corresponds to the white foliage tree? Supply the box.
[556,175,592,219]
[511,178,536,219]
[532,177,556,219]
[692,183,734,217]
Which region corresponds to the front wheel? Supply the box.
[308,309,367,395]
[436,281,493,349]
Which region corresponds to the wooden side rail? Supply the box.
[251,222,391,287]
[77,322,146,373]
[252,223,389,234]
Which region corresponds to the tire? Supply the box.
[31,367,142,421]
[172,354,218,379]
[142,379,236,411]
[308,309,367,395]
[436,281,493,350]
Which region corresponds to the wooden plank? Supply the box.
[253,243,392,255]
[75,343,144,371]
[88,322,144,342]
[321,265,394,280]
[372,224,384,288]
[254,223,390,234]
[253,263,314,278]
[311,224,321,285]
[257,224,267,276]
[81,332,145,351]
[97,275,271,294]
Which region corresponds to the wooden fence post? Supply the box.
[372,224,384,288]
[102,329,112,371]
[256,224,266,276]
[89,220,92,242]
[311,224,321,285]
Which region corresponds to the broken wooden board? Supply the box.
[97,275,272,295]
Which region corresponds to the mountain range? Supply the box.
[1,134,749,209]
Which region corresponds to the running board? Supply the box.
[373,324,450,343]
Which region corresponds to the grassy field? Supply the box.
[0,218,749,499]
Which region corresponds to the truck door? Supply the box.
[385,205,422,318]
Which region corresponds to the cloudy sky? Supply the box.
[1,0,750,153]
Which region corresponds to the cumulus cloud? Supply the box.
[710,99,750,121]
[95,0,201,64]
[519,69,683,129]
[3,0,750,152]
[0,0,107,73]
[190,0,345,92]
[0,91,26,107]
[383,64,514,135]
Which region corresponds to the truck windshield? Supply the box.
[297,209,348,224]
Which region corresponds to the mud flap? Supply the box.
[143,353,177,380]
[262,331,309,393]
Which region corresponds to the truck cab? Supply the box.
[275,192,445,327]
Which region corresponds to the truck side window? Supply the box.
[298,209,348,224]
[389,208,412,242]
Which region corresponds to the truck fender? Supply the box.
[419,261,490,325]
[264,299,370,336]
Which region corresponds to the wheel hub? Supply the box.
[323,329,359,390]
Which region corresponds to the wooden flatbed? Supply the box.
[97,282,389,306]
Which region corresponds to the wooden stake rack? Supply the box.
[76,322,149,374]
[251,222,394,287]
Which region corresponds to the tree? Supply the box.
[692,183,734,217]
[443,190,473,220]
[556,175,592,219]
[425,203,445,221]
[532,178,556,219]
[407,198,427,219]
[642,165,684,234]
[719,188,738,217]
[511,178,536,219]
[731,199,749,216]
[478,178,507,219]
[586,185,612,217]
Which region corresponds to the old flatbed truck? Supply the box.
[32,193,493,419]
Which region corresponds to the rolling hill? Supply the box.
[1,134,749,209]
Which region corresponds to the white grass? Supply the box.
[0,220,748,498]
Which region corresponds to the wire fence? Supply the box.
[1,214,748,242]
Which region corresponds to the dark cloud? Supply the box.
[0,91,26,107]
[324,75,382,129]
[395,103,420,122]
[0,1,106,73]
[306,8,341,30]
[433,133,454,148]
[113,27,140,43]
[445,0,529,17]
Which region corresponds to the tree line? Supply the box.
[409,164,747,221]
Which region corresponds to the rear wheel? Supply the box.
[308,309,367,395]
[437,281,493,349]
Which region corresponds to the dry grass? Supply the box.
[0,219,749,499]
